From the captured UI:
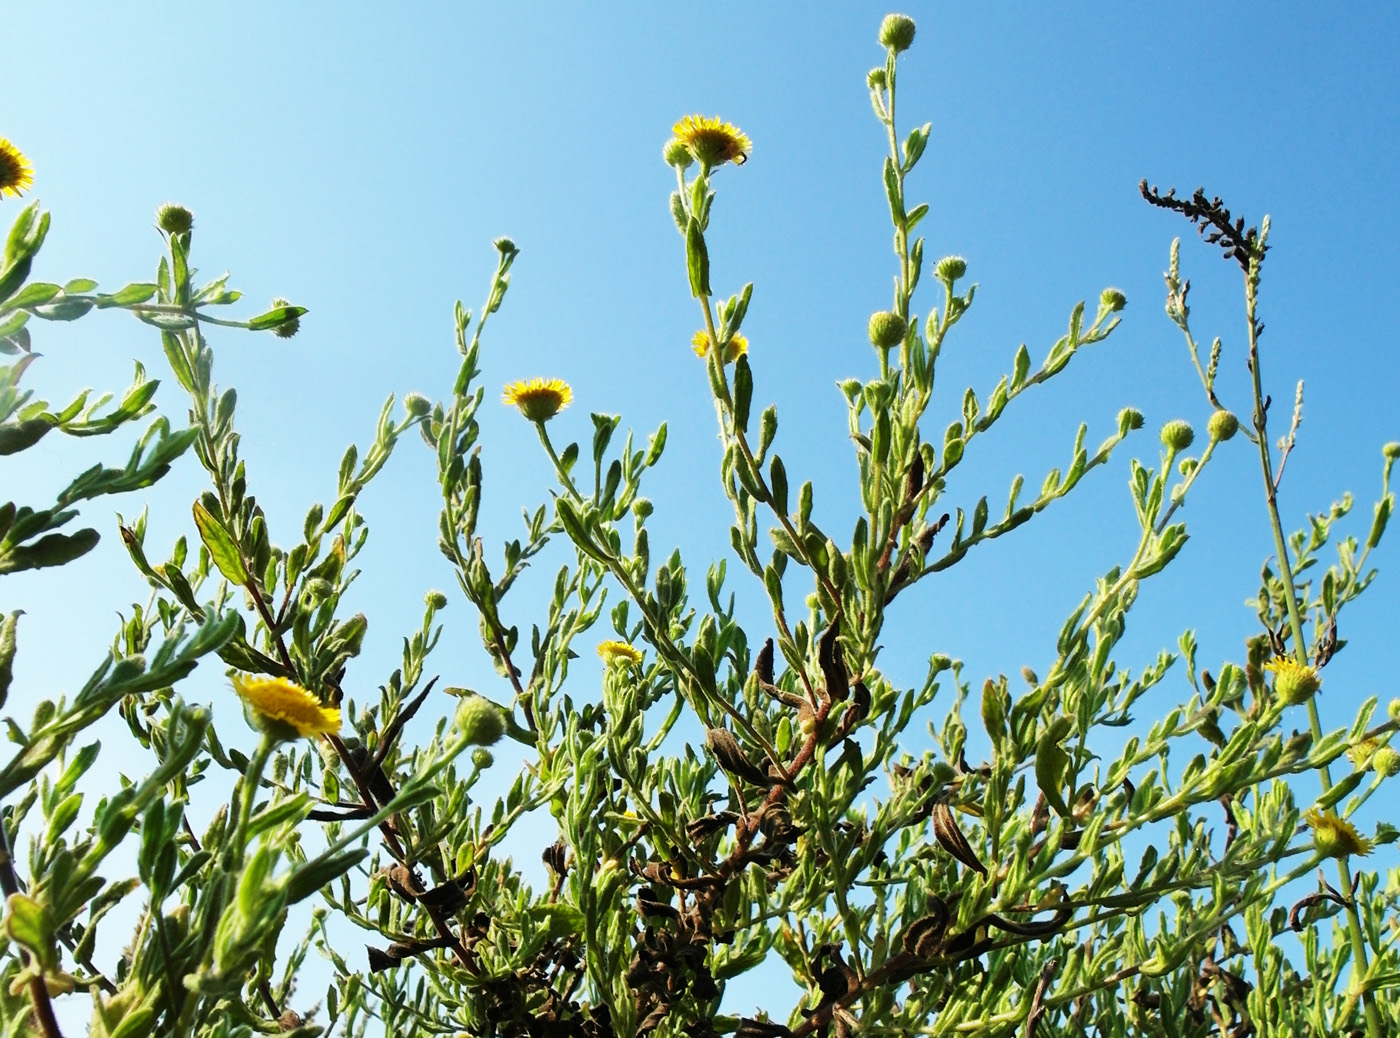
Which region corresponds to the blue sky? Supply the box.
[6,0,1400,1026]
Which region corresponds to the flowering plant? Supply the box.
[2,13,1398,1038]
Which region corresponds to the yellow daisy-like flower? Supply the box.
[692,329,748,365]
[502,378,572,422]
[1262,655,1322,706]
[672,115,751,168]
[597,640,644,668]
[1303,807,1373,859]
[232,674,341,740]
[0,137,34,199]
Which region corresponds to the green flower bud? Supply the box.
[868,311,908,349]
[471,748,495,770]
[1099,287,1127,313]
[269,297,300,340]
[1118,407,1145,431]
[156,203,194,235]
[1208,410,1239,442]
[300,577,334,604]
[1389,698,1400,721]
[425,590,449,610]
[662,137,694,170]
[632,497,654,519]
[1384,442,1400,460]
[454,695,505,747]
[866,67,887,89]
[1265,657,1321,706]
[404,393,431,417]
[1372,746,1400,778]
[1160,420,1194,453]
[935,255,967,284]
[879,13,917,52]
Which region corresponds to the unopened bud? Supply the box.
[662,138,694,170]
[425,590,449,610]
[866,67,887,89]
[454,695,505,746]
[1372,746,1400,778]
[868,310,908,349]
[1099,287,1127,313]
[404,393,431,417]
[1208,410,1239,442]
[935,255,967,284]
[156,203,194,235]
[878,14,917,52]
[470,748,494,770]
[1160,420,1194,453]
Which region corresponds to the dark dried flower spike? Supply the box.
[931,801,987,876]
[1139,180,1266,272]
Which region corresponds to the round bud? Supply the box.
[866,67,887,89]
[1208,410,1239,442]
[662,137,694,170]
[868,310,908,349]
[156,203,194,235]
[454,695,505,747]
[1160,420,1195,453]
[1178,458,1198,478]
[300,577,334,604]
[1389,698,1400,721]
[1099,287,1127,313]
[1118,407,1145,431]
[878,14,917,52]
[269,297,300,340]
[1372,746,1400,778]
[632,497,654,519]
[470,748,494,770]
[935,255,967,284]
[404,393,431,417]
[425,590,449,610]
[1384,442,1400,461]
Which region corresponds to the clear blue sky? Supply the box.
[6,1,1399,1026]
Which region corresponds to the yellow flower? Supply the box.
[0,137,34,199]
[232,674,341,740]
[502,378,572,422]
[1263,655,1321,706]
[1303,807,1373,859]
[672,115,751,168]
[597,640,644,668]
[691,329,748,365]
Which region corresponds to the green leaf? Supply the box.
[0,527,100,574]
[0,611,18,709]
[247,304,307,332]
[4,893,55,967]
[284,848,367,904]
[95,282,158,307]
[1035,717,1074,817]
[685,218,710,298]
[4,281,61,310]
[192,501,249,583]
[0,416,53,455]
[63,278,98,294]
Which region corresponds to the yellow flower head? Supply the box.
[1347,738,1380,770]
[0,137,34,199]
[692,330,747,365]
[1263,656,1321,706]
[597,640,644,668]
[232,674,341,741]
[1303,807,1373,859]
[672,115,751,168]
[502,378,572,422]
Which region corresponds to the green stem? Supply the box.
[1242,253,1381,1038]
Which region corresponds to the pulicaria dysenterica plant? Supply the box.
[1,12,1397,1038]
